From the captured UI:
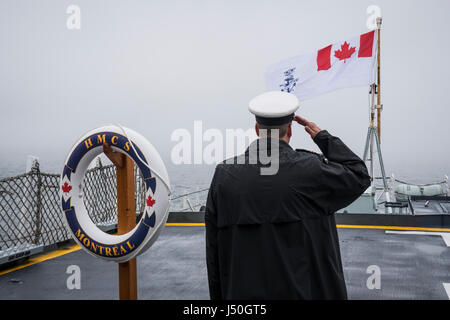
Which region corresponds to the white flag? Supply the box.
[265,30,377,101]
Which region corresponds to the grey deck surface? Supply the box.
[0,226,449,300]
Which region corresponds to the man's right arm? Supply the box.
[294,116,371,213]
[312,130,371,213]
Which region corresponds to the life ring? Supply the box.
[60,125,171,263]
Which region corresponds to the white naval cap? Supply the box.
[249,91,299,126]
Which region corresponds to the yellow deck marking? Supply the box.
[0,245,81,276]
[165,223,206,227]
[166,223,450,232]
[1,223,449,276]
[336,224,450,232]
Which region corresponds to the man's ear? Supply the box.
[255,123,260,137]
[287,123,292,138]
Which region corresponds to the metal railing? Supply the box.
[0,159,146,258]
[170,188,209,212]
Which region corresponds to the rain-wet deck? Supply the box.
[0,225,449,300]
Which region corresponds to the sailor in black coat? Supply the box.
[205,91,371,300]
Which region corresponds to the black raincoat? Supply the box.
[205,130,370,300]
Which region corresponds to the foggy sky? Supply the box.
[1,0,449,180]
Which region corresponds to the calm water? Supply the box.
[1,157,447,186]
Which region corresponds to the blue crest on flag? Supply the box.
[280,68,299,93]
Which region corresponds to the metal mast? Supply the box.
[363,17,391,208]
[376,17,382,141]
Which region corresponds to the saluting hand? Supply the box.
[294,115,322,139]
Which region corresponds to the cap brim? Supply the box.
[255,113,294,126]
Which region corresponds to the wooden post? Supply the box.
[116,155,137,300]
[376,17,382,142]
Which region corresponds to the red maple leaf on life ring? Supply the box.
[146,195,156,207]
[61,182,72,193]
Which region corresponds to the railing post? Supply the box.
[32,160,42,245]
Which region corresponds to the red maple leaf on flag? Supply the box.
[334,41,356,63]
[146,195,156,207]
[61,182,72,193]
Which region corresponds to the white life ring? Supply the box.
[60,125,171,263]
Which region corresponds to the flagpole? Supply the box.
[363,16,391,210]
[376,17,382,142]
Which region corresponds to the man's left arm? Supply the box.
[205,168,222,300]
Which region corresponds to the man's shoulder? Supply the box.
[214,155,243,175]
[217,153,247,167]
[295,148,321,158]
[294,148,328,164]
[215,147,326,169]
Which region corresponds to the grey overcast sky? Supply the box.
[0,0,449,180]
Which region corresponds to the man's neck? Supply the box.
[280,136,290,144]
[258,136,290,144]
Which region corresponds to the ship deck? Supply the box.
[1,225,450,300]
